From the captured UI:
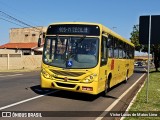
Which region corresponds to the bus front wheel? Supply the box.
[124,70,129,83]
[102,74,111,97]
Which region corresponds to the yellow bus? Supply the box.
[38,22,134,95]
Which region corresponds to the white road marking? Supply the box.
[0,90,59,110]
[0,74,23,77]
[96,73,146,120]
[144,68,147,72]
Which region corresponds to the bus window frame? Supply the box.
[101,35,108,66]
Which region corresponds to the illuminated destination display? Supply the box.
[46,24,100,36]
[59,27,88,33]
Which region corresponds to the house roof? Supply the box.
[0,42,38,49]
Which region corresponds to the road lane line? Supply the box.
[96,73,146,120]
[0,74,23,77]
[0,90,59,110]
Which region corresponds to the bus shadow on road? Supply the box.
[30,85,54,94]
[101,80,129,99]
[30,84,125,101]
[48,90,100,101]
[103,94,118,99]
[30,85,100,101]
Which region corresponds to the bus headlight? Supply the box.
[81,74,97,83]
[41,69,51,79]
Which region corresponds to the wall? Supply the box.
[0,54,42,70]
[9,27,47,43]
[0,49,21,54]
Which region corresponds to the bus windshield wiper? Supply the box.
[78,35,86,43]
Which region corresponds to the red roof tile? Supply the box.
[0,42,38,49]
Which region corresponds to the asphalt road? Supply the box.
[0,67,147,120]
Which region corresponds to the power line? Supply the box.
[0,10,41,30]
[0,17,25,27]
[0,10,42,32]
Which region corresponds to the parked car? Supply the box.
[134,62,138,66]
[135,61,143,66]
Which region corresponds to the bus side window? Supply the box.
[126,44,130,59]
[101,36,107,66]
[114,38,119,59]
[107,35,114,58]
[119,41,123,59]
[129,46,134,59]
[123,43,127,59]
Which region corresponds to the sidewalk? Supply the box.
[0,68,41,73]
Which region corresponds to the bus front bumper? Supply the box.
[40,73,98,95]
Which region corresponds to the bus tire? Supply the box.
[124,70,129,83]
[102,74,111,97]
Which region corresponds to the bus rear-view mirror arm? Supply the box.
[38,38,41,47]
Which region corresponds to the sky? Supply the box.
[0,0,160,55]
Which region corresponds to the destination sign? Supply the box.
[46,24,100,36]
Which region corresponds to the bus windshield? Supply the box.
[43,36,99,69]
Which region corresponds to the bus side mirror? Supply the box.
[101,58,107,62]
[101,58,107,66]
[38,38,41,47]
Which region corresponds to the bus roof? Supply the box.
[49,22,101,26]
[101,25,134,47]
[48,22,134,47]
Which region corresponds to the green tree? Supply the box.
[130,25,142,51]
[130,24,160,71]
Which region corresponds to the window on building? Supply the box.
[25,34,29,37]
[32,34,36,36]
